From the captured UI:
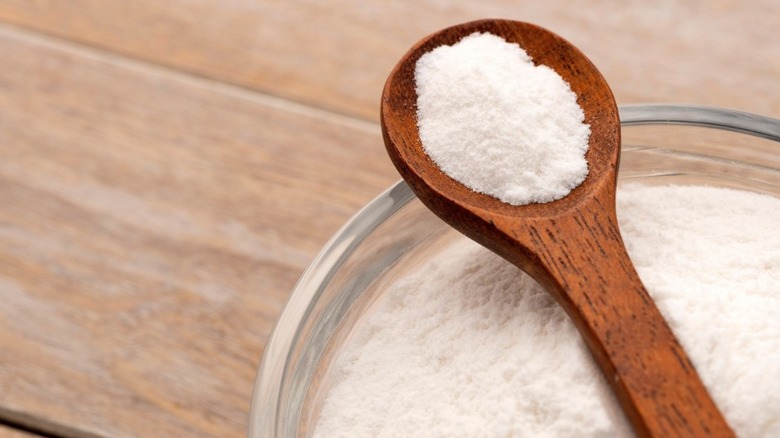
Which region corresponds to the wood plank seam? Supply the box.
[0,22,379,134]
[0,406,101,438]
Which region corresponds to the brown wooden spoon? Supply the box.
[381,19,733,438]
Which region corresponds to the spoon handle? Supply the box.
[498,199,734,437]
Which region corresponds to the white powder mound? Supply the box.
[414,33,591,206]
[313,184,780,437]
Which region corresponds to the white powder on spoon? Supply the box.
[313,184,780,437]
[414,32,591,205]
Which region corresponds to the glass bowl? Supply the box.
[249,104,780,437]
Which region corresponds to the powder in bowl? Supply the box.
[312,184,780,437]
[414,32,591,206]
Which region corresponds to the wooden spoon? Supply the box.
[381,19,733,438]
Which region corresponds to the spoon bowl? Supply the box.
[381,19,733,437]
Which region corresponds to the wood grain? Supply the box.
[0,24,395,437]
[382,19,733,437]
[0,1,777,121]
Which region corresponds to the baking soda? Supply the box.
[313,184,780,437]
[415,32,590,205]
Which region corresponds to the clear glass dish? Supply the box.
[248,104,780,437]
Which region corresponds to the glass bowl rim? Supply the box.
[248,103,780,436]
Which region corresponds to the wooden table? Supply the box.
[0,2,777,437]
